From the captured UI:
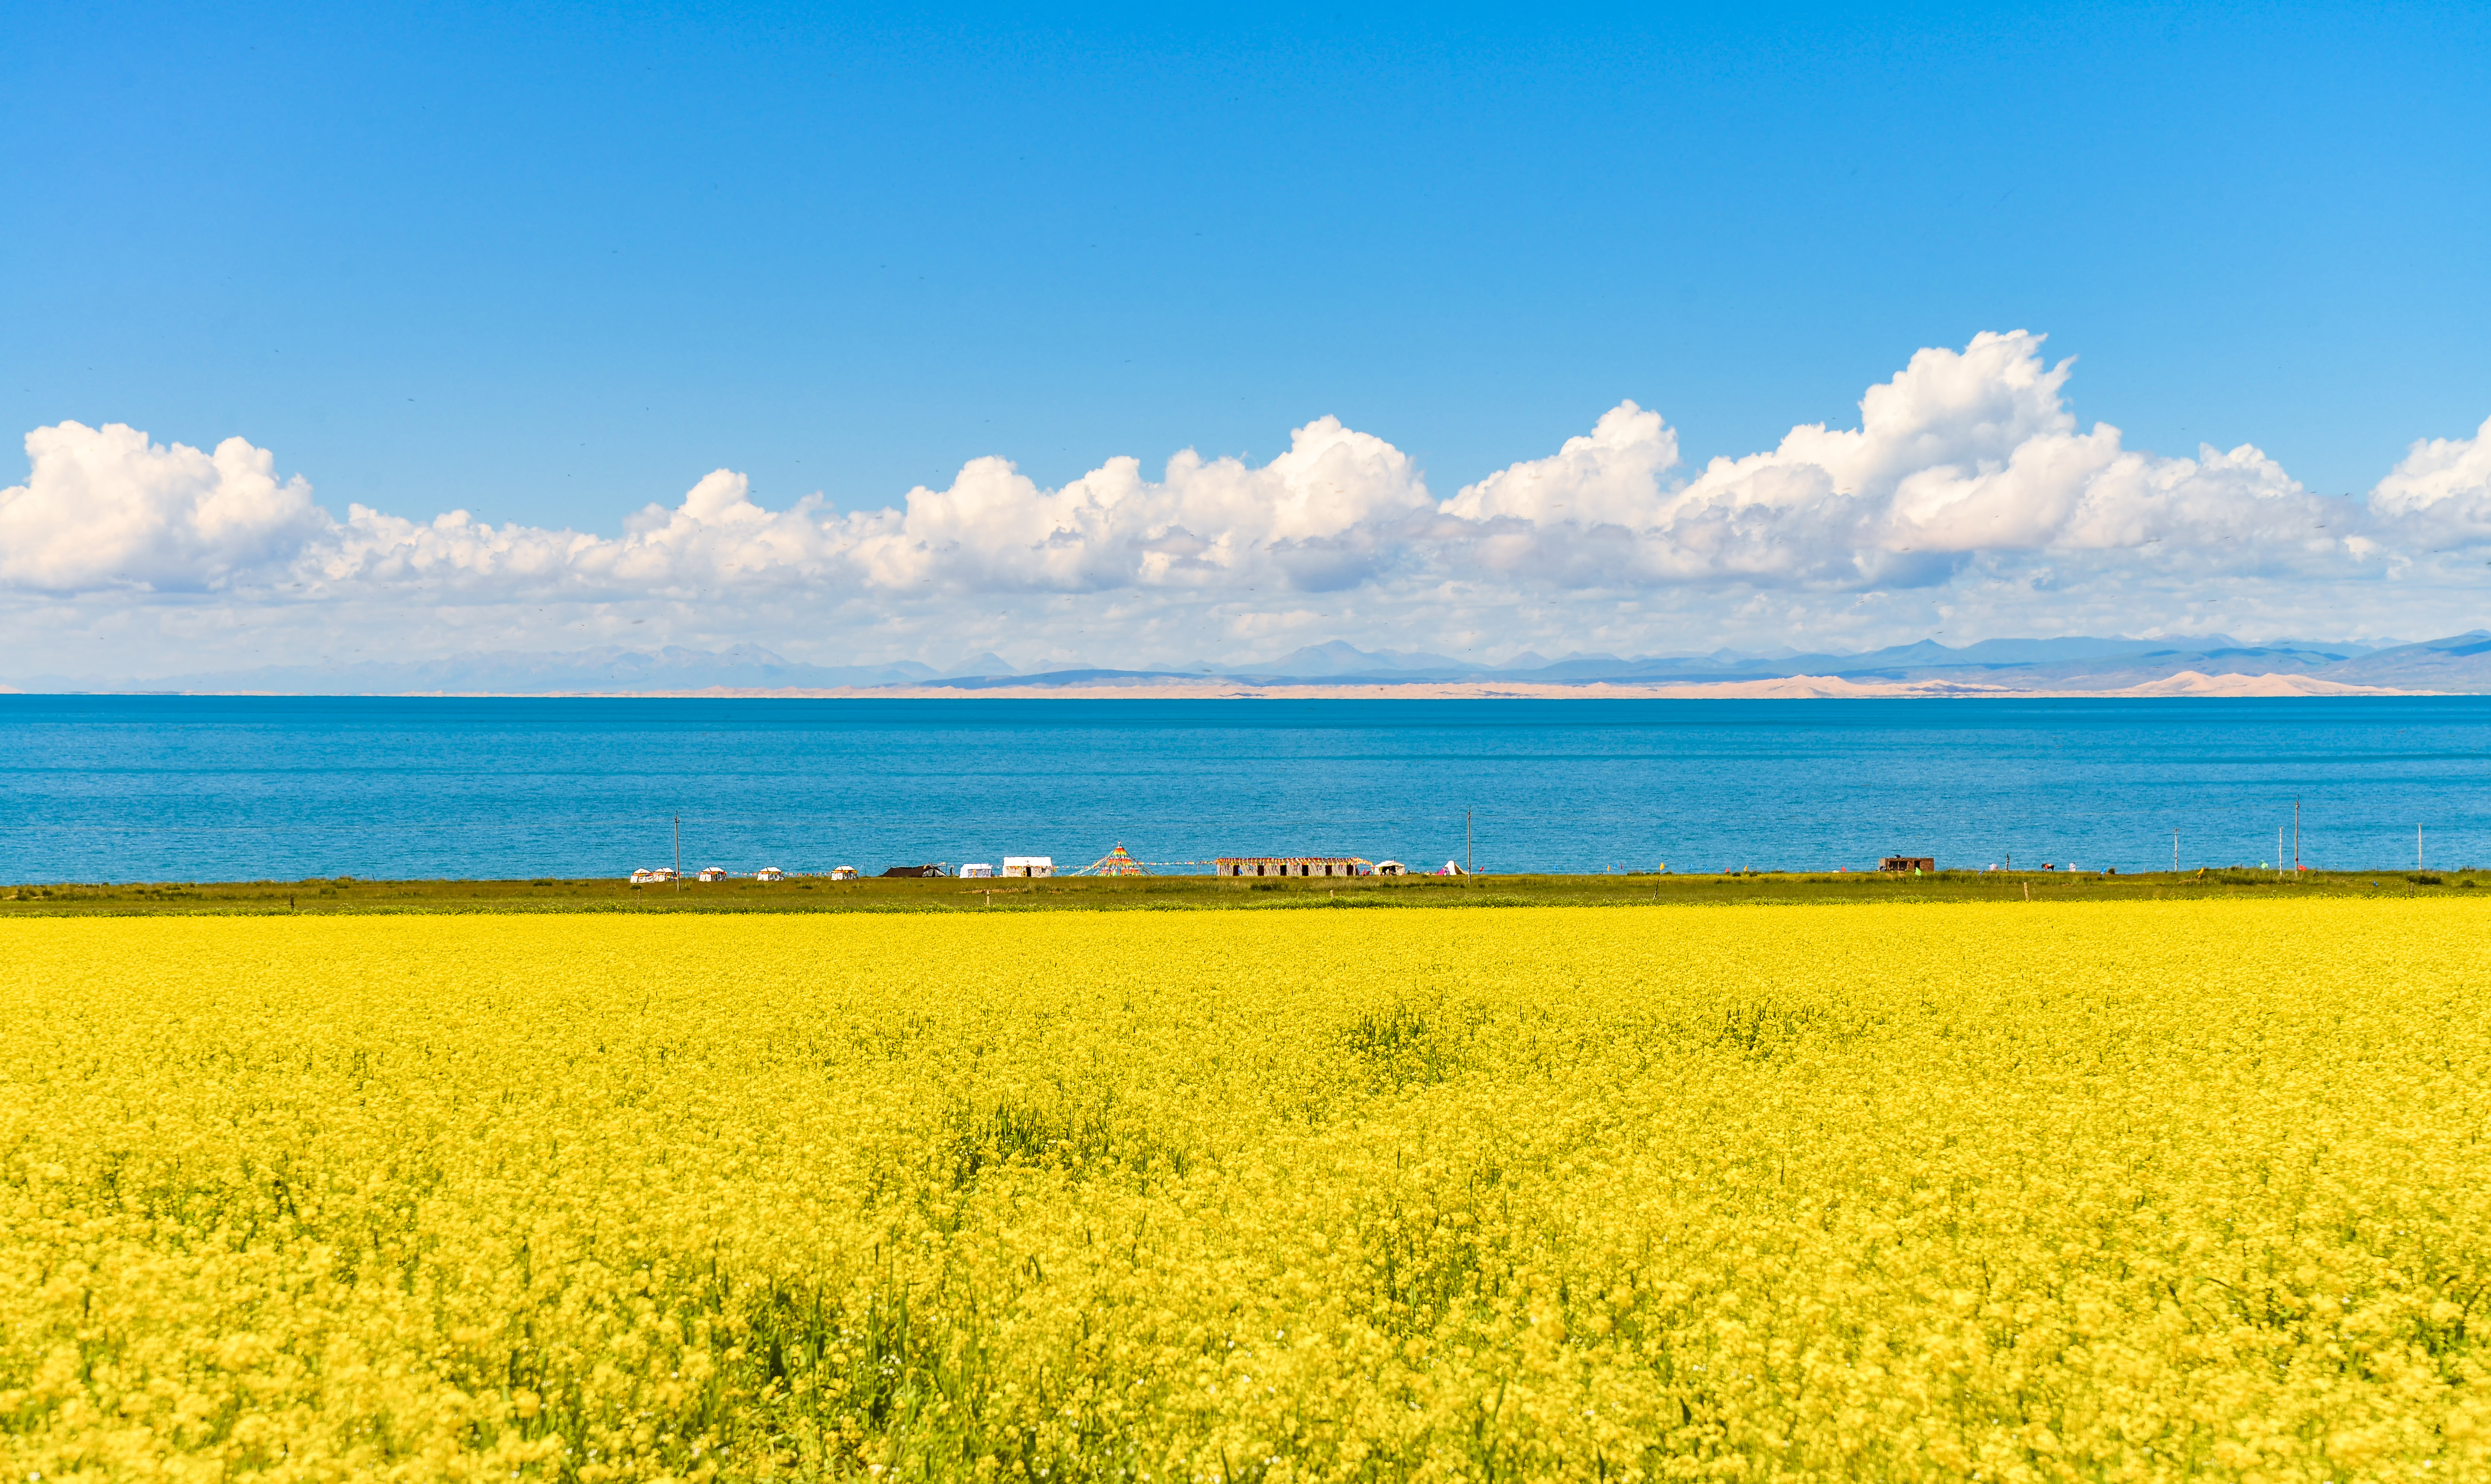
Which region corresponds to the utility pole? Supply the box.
[1465,809,1473,881]
[2173,829,2178,875]
[2293,798,2301,874]
[2419,823,2424,871]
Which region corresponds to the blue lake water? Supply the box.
[3,694,2488,882]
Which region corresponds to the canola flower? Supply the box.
[2,901,2487,1481]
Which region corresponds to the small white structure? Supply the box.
[1373,860,1406,876]
[829,865,859,881]
[1435,860,1467,875]
[630,867,677,884]
[1003,856,1054,878]
[959,863,995,879]
[696,866,728,883]
[755,866,786,882]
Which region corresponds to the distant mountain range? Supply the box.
[920,632,2491,691]
[13,632,2491,695]
[2,645,945,695]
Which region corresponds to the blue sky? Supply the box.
[5,1,2491,674]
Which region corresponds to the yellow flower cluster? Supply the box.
[3,902,2487,1481]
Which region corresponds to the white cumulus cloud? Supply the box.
[212,413,1429,605]
[2369,414,2491,536]
[6,331,2489,675]
[1441,400,1679,528]
[855,414,1430,596]
[0,421,325,590]
[1432,331,2363,592]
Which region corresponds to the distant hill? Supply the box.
[1470,636,2391,689]
[17,645,940,694]
[13,632,2488,696]
[2320,633,2491,689]
[934,652,1020,679]
[929,635,2428,691]
[1219,640,1485,677]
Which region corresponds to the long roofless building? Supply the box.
[1215,856,1373,878]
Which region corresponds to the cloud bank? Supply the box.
[7,330,2489,675]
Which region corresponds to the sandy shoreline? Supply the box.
[220,669,2431,701]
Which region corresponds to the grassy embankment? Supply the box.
[0,867,2475,915]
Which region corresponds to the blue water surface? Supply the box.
[2,694,2487,881]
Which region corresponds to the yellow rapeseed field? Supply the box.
[3,901,2487,1482]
